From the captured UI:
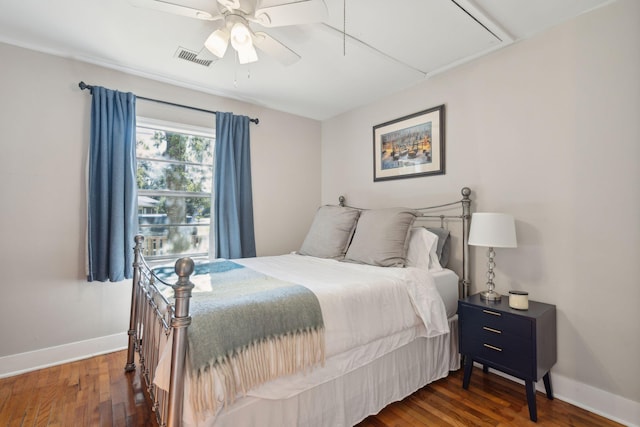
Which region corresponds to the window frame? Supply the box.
[136,117,216,261]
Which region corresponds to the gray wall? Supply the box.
[322,0,639,412]
[0,42,321,358]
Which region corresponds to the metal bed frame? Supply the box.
[124,186,472,427]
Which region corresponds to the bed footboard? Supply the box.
[125,235,195,427]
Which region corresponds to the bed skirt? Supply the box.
[186,315,459,427]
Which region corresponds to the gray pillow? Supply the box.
[299,205,361,259]
[344,208,418,267]
[427,227,451,268]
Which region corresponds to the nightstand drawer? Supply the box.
[462,336,535,379]
[459,303,532,339]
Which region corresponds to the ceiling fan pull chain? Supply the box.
[233,54,238,88]
[343,0,346,56]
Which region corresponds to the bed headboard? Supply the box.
[338,187,472,298]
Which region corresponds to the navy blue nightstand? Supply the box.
[458,293,557,422]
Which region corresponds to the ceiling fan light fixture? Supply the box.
[230,22,253,50]
[204,29,229,58]
[237,45,258,64]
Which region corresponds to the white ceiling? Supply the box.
[0,0,612,120]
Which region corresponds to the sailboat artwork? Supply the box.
[381,122,433,169]
[373,105,445,181]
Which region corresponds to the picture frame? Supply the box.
[373,104,445,181]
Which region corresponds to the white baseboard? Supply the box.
[0,333,128,379]
[551,373,639,427]
[474,363,639,427]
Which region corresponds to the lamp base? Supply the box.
[480,290,502,301]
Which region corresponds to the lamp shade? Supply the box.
[236,44,258,64]
[230,22,253,50]
[468,213,517,248]
[204,29,229,58]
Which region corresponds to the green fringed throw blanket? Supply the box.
[156,260,325,414]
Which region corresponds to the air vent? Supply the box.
[175,47,215,67]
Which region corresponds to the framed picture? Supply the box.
[373,104,445,181]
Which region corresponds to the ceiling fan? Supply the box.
[130,0,328,65]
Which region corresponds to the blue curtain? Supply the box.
[87,87,137,282]
[214,112,256,259]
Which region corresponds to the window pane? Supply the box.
[139,195,210,222]
[137,127,214,165]
[137,159,212,193]
[138,185,211,257]
[138,224,209,258]
[138,195,210,259]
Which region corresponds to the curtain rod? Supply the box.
[78,81,259,125]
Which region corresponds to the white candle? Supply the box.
[509,290,529,310]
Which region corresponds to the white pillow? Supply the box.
[406,227,443,271]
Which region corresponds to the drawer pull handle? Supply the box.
[483,309,501,316]
[483,326,502,334]
[484,343,502,352]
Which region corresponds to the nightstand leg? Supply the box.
[543,373,554,400]
[525,380,537,422]
[462,356,473,389]
[482,364,489,373]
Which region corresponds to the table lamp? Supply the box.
[468,212,517,301]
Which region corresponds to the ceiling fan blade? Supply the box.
[252,32,301,66]
[129,0,222,20]
[254,0,327,27]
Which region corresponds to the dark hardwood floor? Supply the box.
[0,350,623,426]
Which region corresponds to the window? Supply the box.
[136,118,215,260]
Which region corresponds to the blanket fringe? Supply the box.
[190,327,325,416]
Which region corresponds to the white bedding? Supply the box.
[209,316,459,427]
[431,268,460,318]
[237,254,450,349]
[155,254,453,426]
